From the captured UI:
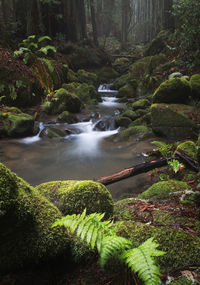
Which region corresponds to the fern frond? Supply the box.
[99,236,132,267]
[122,238,165,285]
[39,45,56,55]
[38,35,52,43]
[151,140,168,149]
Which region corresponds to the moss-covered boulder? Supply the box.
[63,82,101,104]
[132,99,150,110]
[118,83,136,98]
[36,180,114,218]
[77,69,98,86]
[114,220,200,271]
[153,78,191,104]
[0,163,69,273]
[151,103,198,139]
[114,125,152,141]
[190,74,200,99]
[138,180,192,201]
[57,111,78,124]
[42,88,82,114]
[114,116,132,128]
[112,73,130,90]
[144,30,169,56]
[176,141,198,161]
[121,110,139,121]
[97,67,119,83]
[0,107,34,138]
[112,57,131,74]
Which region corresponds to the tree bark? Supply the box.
[90,0,98,45]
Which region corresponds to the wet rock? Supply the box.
[112,57,131,74]
[132,99,150,110]
[144,30,169,56]
[118,83,136,98]
[40,126,66,138]
[0,107,34,138]
[112,73,130,89]
[153,78,191,104]
[64,126,81,135]
[0,163,69,273]
[36,180,114,218]
[114,116,132,128]
[93,116,116,131]
[122,110,139,121]
[176,140,198,161]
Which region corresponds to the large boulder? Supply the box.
[190,74,200,99]
[77,69,98,86]
[132,99,150,110]
[0,163,69,273]
[153,78,191,104]
[144,30,169,56]
[0,107,34,138]
[42,88,82,114]
[151,103,198,139]
[36,180,114,218]
[112,57,131,74]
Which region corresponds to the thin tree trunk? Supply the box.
[90,0,98,45]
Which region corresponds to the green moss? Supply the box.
[62,82,100,105]
[112,73,130,89]
[0,163,69,272]
[116,125,152,141]
[0,107,34,138]
[57,111,78,123]
[132,99,150,110]
[112,57,130,73]
[36,180,114,218]
[77,69,98,86]
[144,30,169,56]
[138,180,191,200]
[114,116,132,128]
[190,74,200,99]
[176,140,198,161]
[153,78,191,104]
[122,110,138,121]
[67,69,78,82]
[97,67,119,82]
[151,103,197,139]
[114,221,200,271]
[118,83,136,98]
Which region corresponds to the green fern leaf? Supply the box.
[39,45,56,55]
[38,35,52,43]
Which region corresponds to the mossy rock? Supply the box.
[176,141,198,161]
[63,82,101,104]
[97,67,119,83]
[57,111,78,124]
[39,127,66,139]
[144,30,169,56]
[190,74,200,99]
[77,69,98,86]
[132,99,150,110]
[112,57,131,74]
[112,73,130,89]
[153,78,191,104]
[138,180,192,201]
[36,180,114,218]
[121,110,139,121]
[114,116,132,128]
[114,220,200,271]
[0,163,69,273]
[118,83,136,98]
[67,69,79,83]
[42,88,82,114]
[0,107,34,138]
[151,103,197,139]
[115,125,152,141]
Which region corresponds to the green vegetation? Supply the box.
[53,209,165,285]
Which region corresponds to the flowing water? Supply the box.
[0,85,154,199]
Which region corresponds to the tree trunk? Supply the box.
[90,0,98,45]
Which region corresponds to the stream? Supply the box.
[0,85,155,199]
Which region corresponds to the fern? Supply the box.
[151,140,172,158]
[52,210,165,285]
[38,35,52,43]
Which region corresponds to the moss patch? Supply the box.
[176,140,198,161]
[132,99,150,110]
[36,180,114,218]
[0,163,69,273]
[138,180,191,201]
[153,78,191,104]
[190,74,200,99]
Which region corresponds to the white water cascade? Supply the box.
[21,122,45,144]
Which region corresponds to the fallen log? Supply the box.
[95,154,200,186]
[95,157,168,186]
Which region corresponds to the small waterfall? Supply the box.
[21,122,45,144]
[98,84,118,93]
